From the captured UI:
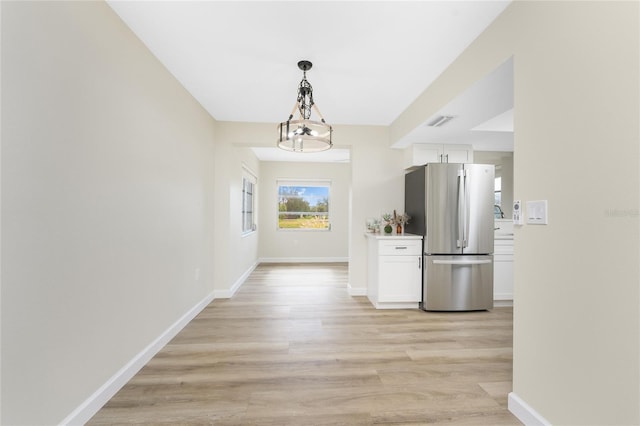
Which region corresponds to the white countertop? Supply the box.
[364,232,422,240]
[365,232,511,241]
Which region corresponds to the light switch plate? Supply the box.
[527,200,548,224]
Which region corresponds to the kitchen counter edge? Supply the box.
[364,233,423,240]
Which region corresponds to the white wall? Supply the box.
[1,1,4,415]
[258,161,350,262]
[1,2,218,424]
[392,2,639,424]
[212,121,260,297]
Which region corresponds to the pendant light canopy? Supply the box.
[277,60,333,153]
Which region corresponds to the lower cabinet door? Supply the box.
[379,255,422,302]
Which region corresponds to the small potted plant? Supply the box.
[382,211,411,234]
[381,213,393,234]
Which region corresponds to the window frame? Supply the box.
[242,166,257,235]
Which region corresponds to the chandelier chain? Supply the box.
[297,72,314,120]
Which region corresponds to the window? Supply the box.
[242,168,256,234]
[494,176,504,218]
[494,176,502,207]
[277,180,330,230]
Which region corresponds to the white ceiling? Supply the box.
[393,56,514,152]
[107,1,514,160]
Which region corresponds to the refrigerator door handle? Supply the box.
[463,169,470,248]
[457,170,465,248]
[432,259,492,265]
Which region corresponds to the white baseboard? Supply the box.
[371,301,420,309]
[348,285,367,296]
[214,261,259,299]
[60,291,215,426]
[258,257,348,264]
[60,259,355,424]
[508,392,551,426]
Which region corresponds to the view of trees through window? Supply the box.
[278,183,330,230]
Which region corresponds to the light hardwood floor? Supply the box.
[89,263,521,425]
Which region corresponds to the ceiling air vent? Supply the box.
[427,115,454,127]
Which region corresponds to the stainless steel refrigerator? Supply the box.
[405,163,495,311]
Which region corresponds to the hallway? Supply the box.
[89,263,519,424]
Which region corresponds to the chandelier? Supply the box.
[277,60,333,153]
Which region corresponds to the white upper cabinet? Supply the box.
[404,144,474,169]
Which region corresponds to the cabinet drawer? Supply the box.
[378,240,421,256]
[494,239,514,255]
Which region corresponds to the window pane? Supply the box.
[494,176,502,211]
[242,178,255,233]
[278,184,330,230]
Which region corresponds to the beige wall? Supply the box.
[211,122,260,296]
[392,1,640,424]
[258,161,350,261]
[1,2,218,424]
[347,125,405,294]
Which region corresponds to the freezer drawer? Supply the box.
[422,255,493,311]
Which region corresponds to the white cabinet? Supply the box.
[404,144,474,169]
[494,237,514,301]
[366,234,423,309]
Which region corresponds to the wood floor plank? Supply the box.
[88,263,521,425]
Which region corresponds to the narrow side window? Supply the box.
[242,168,257,234]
